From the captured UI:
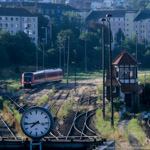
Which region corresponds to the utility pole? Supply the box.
[67,36,70,86]
[42,27,47,45]
[36,45,38,71]
[85,39,87,73]
[106,14,114,127]
[42,38,45,70]
[136,35,138,60]
[64,38,66,75]
[59,41,61,68]
[101,18,106,120]
[74,50,77,94]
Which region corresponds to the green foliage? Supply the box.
[0,30,36,69]
[125,0,150,9]
[37,95,49,106]
[96,85,103,94]
[0,96,3,101]
[113,97,125,112]
[7,81,21,93]
[95,107,128,142]
[127,118,147,146]
[3,100,22,124]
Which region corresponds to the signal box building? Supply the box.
[106,50,138,109]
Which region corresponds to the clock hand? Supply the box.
[24,122,37,125]
[30,121,40,128]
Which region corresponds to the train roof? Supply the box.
[23,68,63,75]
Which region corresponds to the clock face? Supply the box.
[21,107,53,139]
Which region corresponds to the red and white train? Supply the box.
[22,69,63,88]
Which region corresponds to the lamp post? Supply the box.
[36,45,38,71]
[64,38,66,75]
[42,38,45,70]
[101,18,106,120]
[106,14,114,127]
[85,39,87,73]
[73,50,77,94]
[42,27,47,45]
[67,36,70,86]
[59,41,61,68]
[136,35,138,60]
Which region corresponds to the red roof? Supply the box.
[112,50,137,65]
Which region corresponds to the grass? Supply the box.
[57,98,75,119]
[62,71,103,82]
[95,104,129,144]
[127,118,147,146]
[7,81,21,93]
[3,100,22,124]
[37,95,49,106]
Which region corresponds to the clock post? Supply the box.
[20,106,54,150]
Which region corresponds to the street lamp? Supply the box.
[42,38,45,70]
[106,14,114,127]
[73,50,77,94]
[85,38,87,73]
[101,18,106,120]
[64,38,66,75]
[67,36,70,86]
[59,41,61,68]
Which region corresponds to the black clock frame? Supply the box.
[20,106,54,139]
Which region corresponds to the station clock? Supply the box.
[21,106,54,139]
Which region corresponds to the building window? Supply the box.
[46,9,49,15]
[22,18,24,21]
[16,18,18,21]
[0,17,2,20]
[11,24,13,27]
[11,31,13,34]
[16,24,18,28]
[33,18,35,21]
[33,31,35,34]
[6,24,8,27]
[0,24,2,27]
[5,17,7,21]
[11,17,13,21]
[33,24,35,28]
[119,67,136,79]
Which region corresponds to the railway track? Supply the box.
[63,88,100,140]
[0,115,17,139]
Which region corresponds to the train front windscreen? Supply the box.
[24,73,32,82]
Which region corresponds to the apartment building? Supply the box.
[86,9,150,43]
[86,9,125,38]
[125,10,138,39]
[0,7,38,45]
[134,10,150,44]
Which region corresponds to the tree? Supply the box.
[0,31,36,68]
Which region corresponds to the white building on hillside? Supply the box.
[0,7,38,45]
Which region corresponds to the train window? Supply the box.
[24,73,32,82]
